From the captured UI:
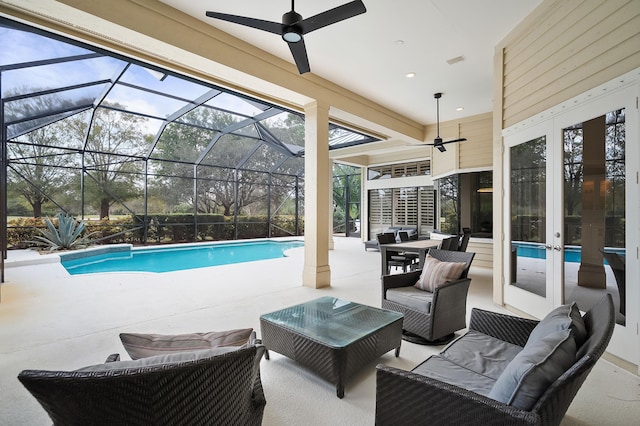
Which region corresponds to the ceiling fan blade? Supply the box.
[287,38,311,74]
[205,11,283,35]
[407,138,467,147]
[440,137,467,144]
[300,0,366,34]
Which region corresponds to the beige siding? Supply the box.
[429,113,492,177]
[501,0,640,128]
[430,141,458,177]
[459,113,492,170]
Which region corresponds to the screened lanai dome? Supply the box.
[1,18,377,171]
[1,17,377,253]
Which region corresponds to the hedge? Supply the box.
[7,214,303,249]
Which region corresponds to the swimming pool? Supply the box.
[513,242,625,263]
[60,240,304,274]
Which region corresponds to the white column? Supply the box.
[302,101,331,288]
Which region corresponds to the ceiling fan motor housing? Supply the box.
[282,10,303,42]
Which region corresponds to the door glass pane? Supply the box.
[510,137,547,297]
[563,109,625,326]
[438,175,459,234]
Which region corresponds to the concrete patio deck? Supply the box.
[0,237,638,425]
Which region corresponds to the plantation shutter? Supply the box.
[368,189,392,235]
[419,187,436,232]
[393,187,417,226]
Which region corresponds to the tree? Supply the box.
[511,137,546,242]
[5,87,89,217]
[151,107,235,213]
[65,106,149,219]
[563,125,583,217]
[332,164,361,232]
[153,108,304,216]
[8,125,75,217]
[439,175,459,235]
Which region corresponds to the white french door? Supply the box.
[504,120,558,318]
[503,76,639,366]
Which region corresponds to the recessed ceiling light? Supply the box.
[456,107,464,111]
[406,72,416,78]
[395,40,405,45]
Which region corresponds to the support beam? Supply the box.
[303,101,331,288]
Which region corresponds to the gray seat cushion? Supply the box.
[386,286,432,311]
[411,330,524,396]
[413,355,496,396]
[439,330,523,380]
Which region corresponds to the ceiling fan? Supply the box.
[205,0,367,74]
[418,92,467,152]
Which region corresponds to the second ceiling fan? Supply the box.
[205,1,367,74]
[420,92,467,152]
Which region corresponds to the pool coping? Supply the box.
[58,244,132,261]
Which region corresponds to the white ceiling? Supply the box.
[161,0,541,126]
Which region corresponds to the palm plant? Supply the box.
[31,213,95,251]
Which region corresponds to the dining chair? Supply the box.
[378,233,413,274]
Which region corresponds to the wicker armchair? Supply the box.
[381,248,475,344]
[18,344,266,426]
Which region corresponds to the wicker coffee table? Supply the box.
[260,297,403,398]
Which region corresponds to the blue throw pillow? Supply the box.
[528,302,587,348]
[489,329,576,410]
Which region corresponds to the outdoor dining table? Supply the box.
[379,239,441,275]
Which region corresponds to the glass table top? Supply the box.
[260,297,403,347]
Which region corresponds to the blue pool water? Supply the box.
[513,242,624,263]
[61,240,304,274]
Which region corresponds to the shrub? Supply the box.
[30,213,96,251]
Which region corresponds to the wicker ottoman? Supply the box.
[260,297,403,398]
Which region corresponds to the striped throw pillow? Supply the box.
[120,328,254,360]
[414,255,466,292]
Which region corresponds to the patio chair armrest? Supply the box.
[375,364,541,426]
[429,278,472,338]
[468,308,539,347]
[431,277,471,307]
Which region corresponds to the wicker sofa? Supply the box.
[19,333,266,426]
[375,294,615,426]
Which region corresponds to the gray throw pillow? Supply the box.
[527,302,587,348]
[120,328,254,359]
[489,329,576,410]
[77,347,240,372]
